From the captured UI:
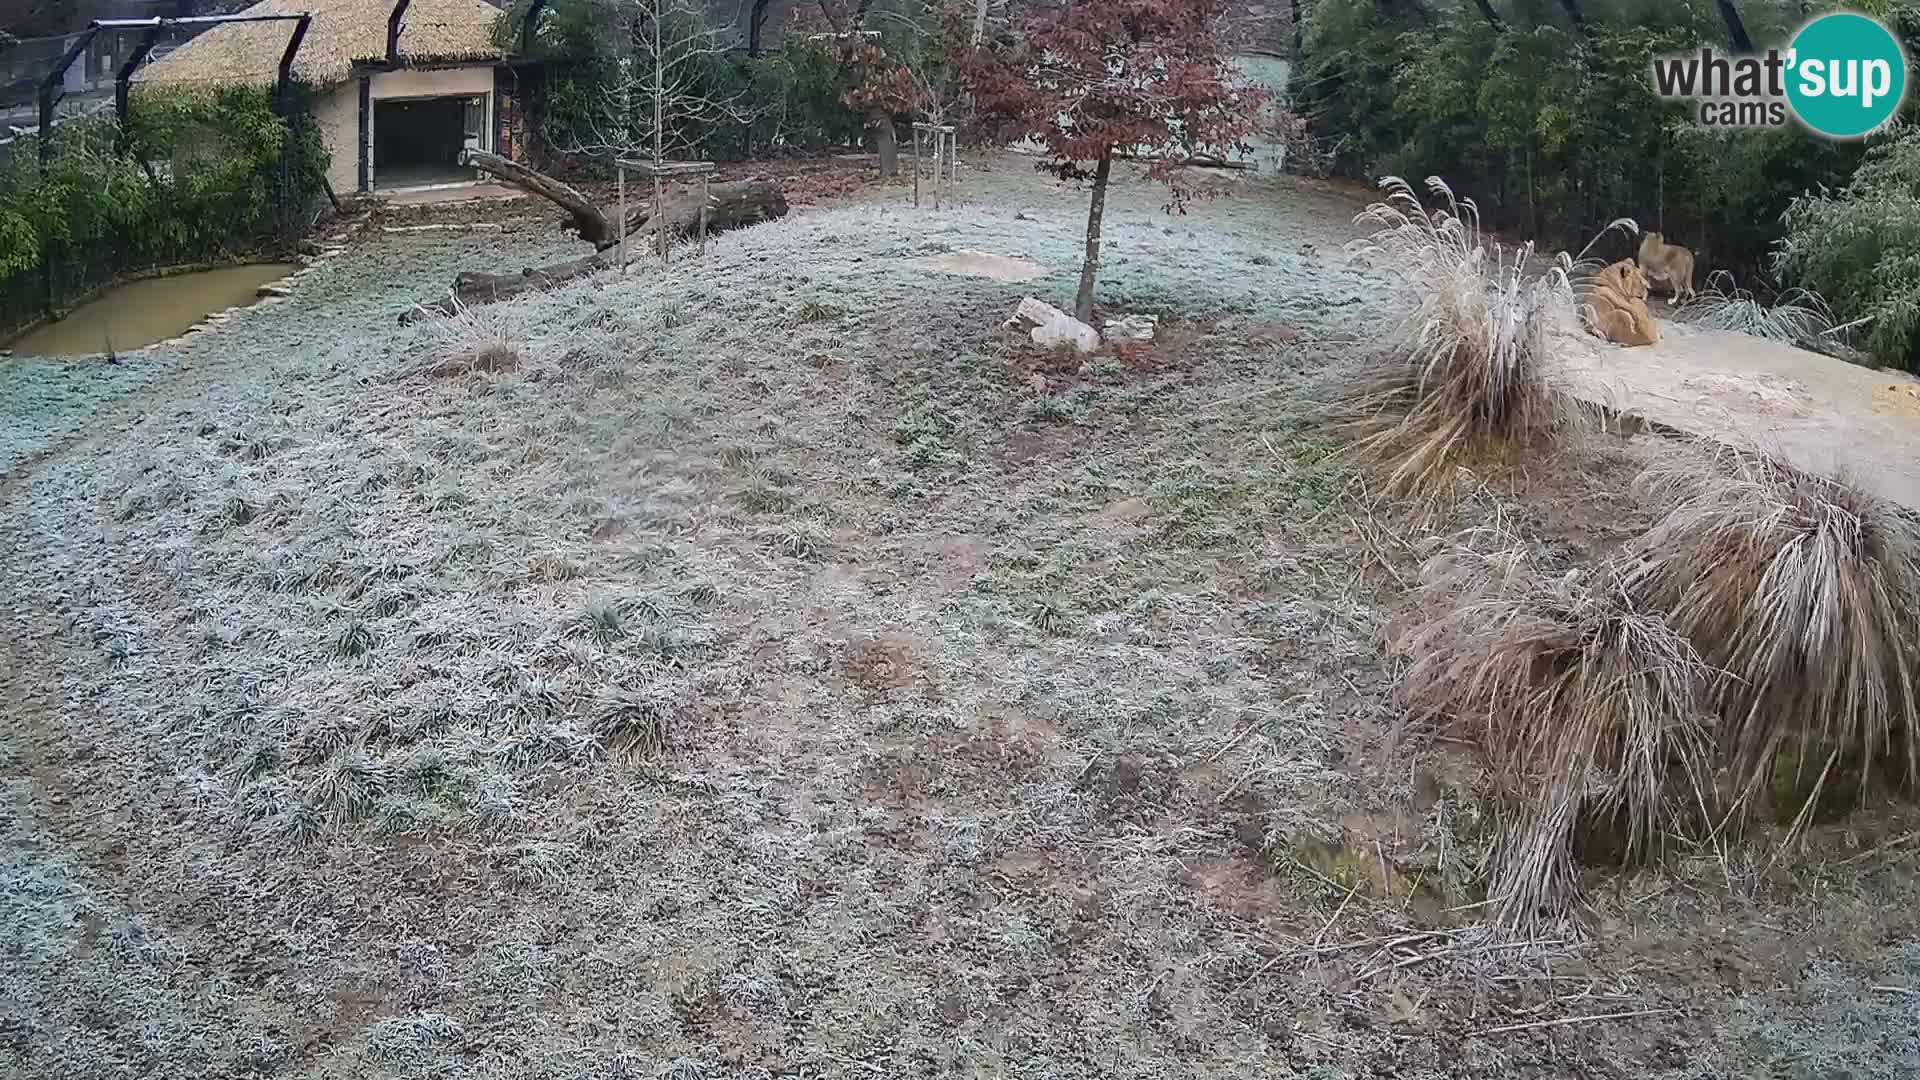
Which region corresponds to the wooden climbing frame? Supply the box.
[614,158,719,270]
[911,123,959,210]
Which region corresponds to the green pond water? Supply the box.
[7,263,298,357]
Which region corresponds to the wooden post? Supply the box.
[616,158,717,265]
[617,161,627,273]
[698,174,710,256]
[913,124,958,211]
[947,130,959,203]
[654,173,665,265]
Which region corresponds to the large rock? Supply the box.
[1006,297,1099,354]
[1104,314,1157,344]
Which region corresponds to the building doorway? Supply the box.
[372,94,487,190]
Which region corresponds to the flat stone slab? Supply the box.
[1551,319,1920,512]
[917,250,1048,282]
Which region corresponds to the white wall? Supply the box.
[313,66,497,193]
[369,66,493,101]
[313,81,359,195]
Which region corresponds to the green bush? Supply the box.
[0,84,328,333]
[1295,1,1866,280]
[1777,128,1920,369]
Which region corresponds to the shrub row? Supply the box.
[0,85,328,336]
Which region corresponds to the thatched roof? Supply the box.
[135,0,506,90]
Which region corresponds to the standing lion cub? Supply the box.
[1636,231,1696,303]
[1583,260,1659,347]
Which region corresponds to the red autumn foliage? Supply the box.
[837,39,916,117]
[959,0,1268,188]
[787,2,920,175]
[960,0,1267,321]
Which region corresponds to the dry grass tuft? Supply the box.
[1620,444,1920,830]
[1336,177,1582,514]
[1400,534,1712,931]
[396,298,527,379]
[1678,271,1841,350]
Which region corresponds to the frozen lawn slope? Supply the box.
[1,159,1914,1079]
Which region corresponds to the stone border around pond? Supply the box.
[157,211,381,354]
[0,211,379,361]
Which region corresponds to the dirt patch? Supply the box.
[1090,496,1152,527]
[427,344,521,377]
[909,533,984,592]
[1247,322,1303,349]
[841,632,931,694]
[996,427,1084,468]
[1107,317,1221,373]
[917,250,1049,282]
[1679,370,1813,418]
[1874,378,1920,418]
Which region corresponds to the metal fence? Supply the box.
[0,14,327,338]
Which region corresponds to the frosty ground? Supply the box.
[2,157,1916,1079]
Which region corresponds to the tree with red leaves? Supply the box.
[837,37,916,178]
[962,0,1267,322]
[792,1,918,178]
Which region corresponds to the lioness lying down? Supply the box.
[1637,230,1696,303]
[1583,259,1659,347]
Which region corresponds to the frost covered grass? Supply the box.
[0,170,1403,1078]
[1,158,1915,1079]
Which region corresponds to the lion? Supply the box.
[1636,231,1696,303]
[1583,259,1659,347]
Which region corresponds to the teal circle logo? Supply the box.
[1786,13,1907,138]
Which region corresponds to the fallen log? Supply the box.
[609,178,791,250]
[1113,152,1256,171]
[459,149,789,251]
[461,150,614,245]
[403,252,612,323]
[401,154,791,321]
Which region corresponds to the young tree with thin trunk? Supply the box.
[962,0,1267,323]
[748,0,774,55]
[547,0,756,167]
[1554,0,1589,39]
[836,35,913,177]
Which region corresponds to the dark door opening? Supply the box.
[373,95,482,189]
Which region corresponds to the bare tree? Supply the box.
[549,0,756,168]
